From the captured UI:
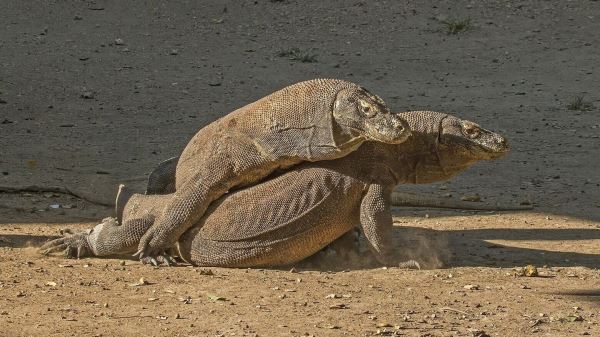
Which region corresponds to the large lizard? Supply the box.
[131,79,410,260]
[41,111,509,267]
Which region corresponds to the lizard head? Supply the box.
[393,111,509,183]
[438,114,509,162]
[332,87,411,144]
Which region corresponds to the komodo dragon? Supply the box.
[131,79,410,260]
[41,111,509,267]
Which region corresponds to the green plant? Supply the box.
[276,48,318,63]
[567,95,595,111]
[442,18,472,35]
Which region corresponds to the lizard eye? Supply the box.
[462,122,481,139]
[358,99,376,117]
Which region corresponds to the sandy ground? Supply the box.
[1,0,599,336]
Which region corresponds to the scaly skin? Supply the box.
[133,79,410,260]
[42,111,509,267]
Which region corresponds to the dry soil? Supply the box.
[1,1,599,336]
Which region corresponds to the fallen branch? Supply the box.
[392,192,533,211]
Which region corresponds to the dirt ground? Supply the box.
[1,0,599,336]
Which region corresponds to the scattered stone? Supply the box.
[207,294,227,301]
[81,90,94,99]
[114,38,124,45]
[515,265,539,277]
[179,296,192,304]
[464,284,480,290]
[129,277,151,287]
[329,304,348,309]
[468,328,491,337]
[563,314,584,322]
[169,49,179,55]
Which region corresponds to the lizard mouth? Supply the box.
[362,115,411,144]
[476,133,510,159]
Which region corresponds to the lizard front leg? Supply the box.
[359,184,421,269]
[359,183,396,266]
[134,137,272,260]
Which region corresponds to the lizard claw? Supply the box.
[135,228,175,263]
[39,229,92,259]
[132,249,145,259]
[140,252,177,267]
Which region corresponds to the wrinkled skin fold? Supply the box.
[131,79,410,260]
[41,111,509,268]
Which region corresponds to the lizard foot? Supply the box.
[133,228,174,259]
[39,229,93,258]
[140,253,177,267]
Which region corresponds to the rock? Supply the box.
[468,329,491,337]
[515,265,539,277]
[81,90,94,99]
[129,277,151,287]
[461,194,482,202]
